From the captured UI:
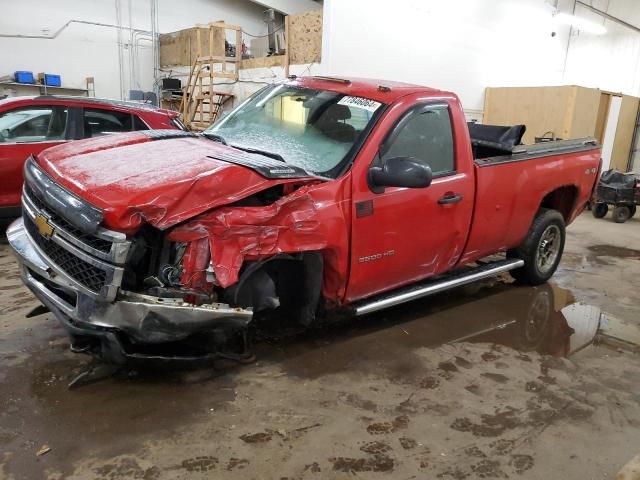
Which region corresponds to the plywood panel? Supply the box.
[483,85,603,144]
[594,93,611,144]
[484,86,574,144]
[240,55,285,69]
[568,87,601,139]
[160,27,224,67]
[610,95,640,172]
[288,9,322,65]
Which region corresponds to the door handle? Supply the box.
[438,193,464,205]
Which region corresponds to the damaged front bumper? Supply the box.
[7,218,253,363]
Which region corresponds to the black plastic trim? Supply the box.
[475,141,599,168]
[207,149,314,179]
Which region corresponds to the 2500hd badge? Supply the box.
[359,250,396,263]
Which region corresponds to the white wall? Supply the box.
[321,0,575,116]
[563,0,640,96]
[0,0,273,100]
[321,0,640,120]
[601,95,623,170]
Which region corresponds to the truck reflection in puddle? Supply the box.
[468,284,601,358]
[260,281,605,379]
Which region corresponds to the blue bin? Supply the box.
[14,71,35,84]
[41,74,61,87]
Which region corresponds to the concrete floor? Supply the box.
[1,212,639,480]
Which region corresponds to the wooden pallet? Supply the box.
[180,21,241,131]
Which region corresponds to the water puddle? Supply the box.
[587,245,640,259]
[260,279,638,379]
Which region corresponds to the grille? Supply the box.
[24,185,113,254]
[24,213,108,294]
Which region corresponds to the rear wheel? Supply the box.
[613,205,632,223]
[508,209,566,285]
[630,205,637,218]
[592,202,608,219]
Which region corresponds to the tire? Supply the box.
[630,205,637,218]
[507,209,566,285]
[613,205,631,223]
[591,202,608,219]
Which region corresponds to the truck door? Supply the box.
[346,100,474,302]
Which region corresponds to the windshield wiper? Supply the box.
[229,144,286,162]
[203,133,285,162]
[202,132,228,145]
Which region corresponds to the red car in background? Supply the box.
[0,95,184,218]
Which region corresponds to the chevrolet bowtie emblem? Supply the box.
[34,214,55,239]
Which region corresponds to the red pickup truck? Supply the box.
[8,76,601,363]
[0,95,183,218]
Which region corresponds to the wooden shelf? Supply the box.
[0,82,89,95]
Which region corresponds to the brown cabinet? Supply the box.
[484,85,639,172]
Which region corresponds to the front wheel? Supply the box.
[508,209,566,285]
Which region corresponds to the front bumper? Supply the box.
[7,217,253,362]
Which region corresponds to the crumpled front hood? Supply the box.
[36,131,314,233]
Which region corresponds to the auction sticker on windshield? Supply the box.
[338,96,382,113]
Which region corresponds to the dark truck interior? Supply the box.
[467,122,526,159]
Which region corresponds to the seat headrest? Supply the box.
[324,104,351,121]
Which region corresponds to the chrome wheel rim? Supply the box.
[524,291,551,342]
[536,225,561,274]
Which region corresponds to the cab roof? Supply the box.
[288,76,445,103]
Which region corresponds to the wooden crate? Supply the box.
[160,26,225,68]
[179,22,241,131]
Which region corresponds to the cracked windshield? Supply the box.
[207,84,383,176]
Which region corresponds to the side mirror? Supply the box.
[369,156,433,189]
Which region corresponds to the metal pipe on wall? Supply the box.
[129,0,135,97]
[0,19,151,39]
[0,14,153,100]
[151,0,160,104]
[115,0,125,100]
[132,31,153,92]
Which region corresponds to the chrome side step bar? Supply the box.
[354,258,525,316]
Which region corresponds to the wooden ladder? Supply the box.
[180,21,241,131]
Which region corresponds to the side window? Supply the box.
[133,115,149,131]
[0,106,68,143]
[383,105,455,176]
[83,108,133,138]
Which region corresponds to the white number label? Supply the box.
[338,96,382,113]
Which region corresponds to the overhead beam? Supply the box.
[248,0,321,15]
[576,0,640,34]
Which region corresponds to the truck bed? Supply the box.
[467,121,598,163]
[457,137,601,266]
